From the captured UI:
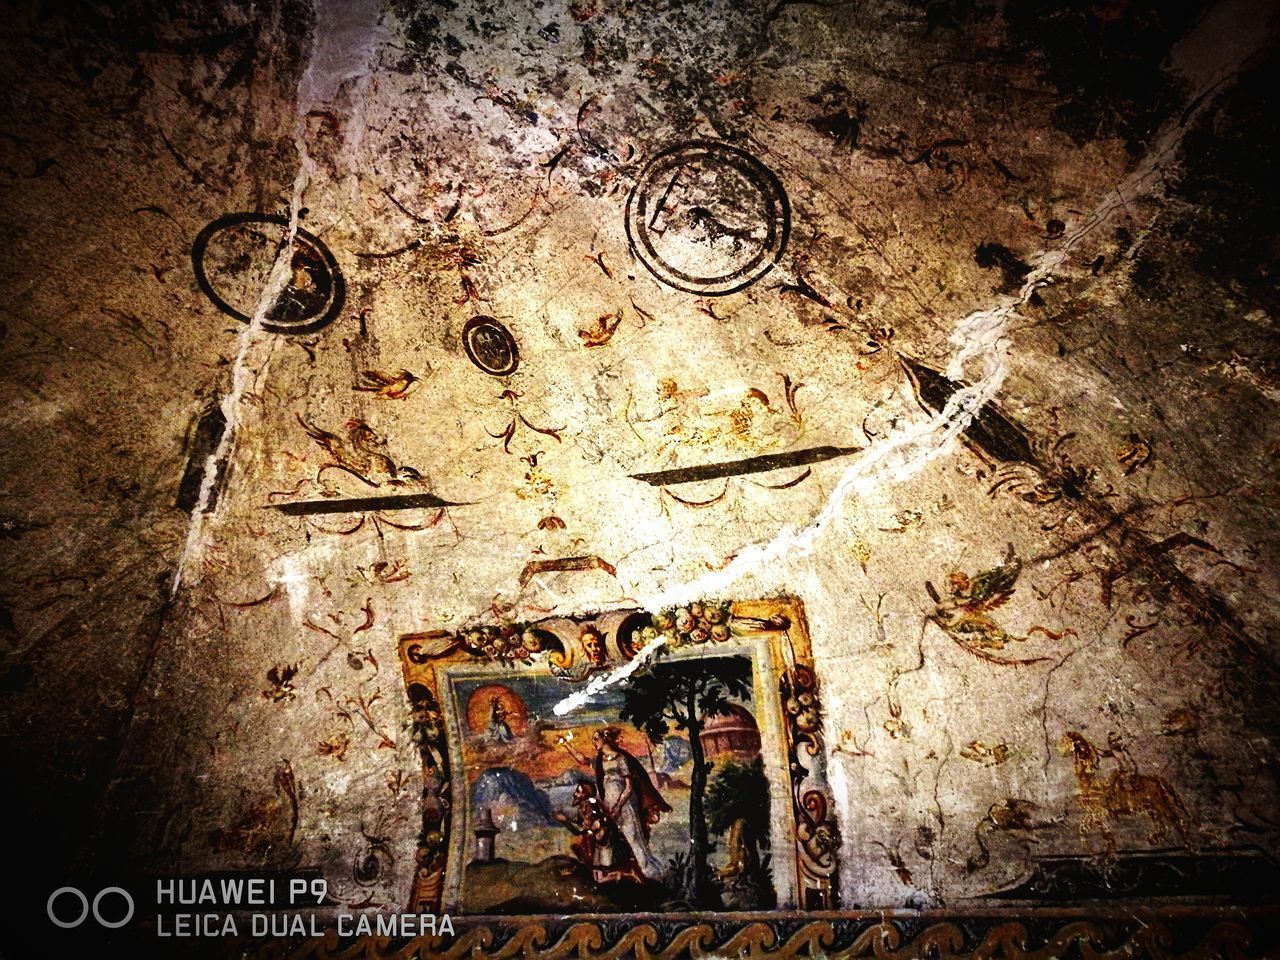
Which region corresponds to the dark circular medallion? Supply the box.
[625,140,791,296]
[192,212,345,335]
[462,316,520,377]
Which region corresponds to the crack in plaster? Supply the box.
[553,18,1266,715]
[170,0,384,601]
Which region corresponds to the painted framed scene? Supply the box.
[397,598,840,917]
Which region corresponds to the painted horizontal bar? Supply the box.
[270,492,464,515]
[630,445,863,486]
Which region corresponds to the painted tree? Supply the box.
[619,655,753,906]
[706,757,774,908]
[706,756,771,862]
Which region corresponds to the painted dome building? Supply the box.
[699,704,761,757]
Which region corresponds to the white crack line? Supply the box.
[553,33,1255,716]
[169,203,301,601]
[170,0,381,600]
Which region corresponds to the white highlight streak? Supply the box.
[552,56,1239,715]
[553,634,671,715]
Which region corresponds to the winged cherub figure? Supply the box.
[926,545,1072,666]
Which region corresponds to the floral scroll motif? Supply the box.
[781,664,839,906]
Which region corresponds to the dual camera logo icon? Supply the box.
[47,886,134,929]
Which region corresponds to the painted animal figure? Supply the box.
[296,414,423,490]
[1058,731,1195,854]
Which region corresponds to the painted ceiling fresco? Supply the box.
[0,0,1278,956]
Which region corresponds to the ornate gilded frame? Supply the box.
[395,596,839,916]
[239,597,1279,959]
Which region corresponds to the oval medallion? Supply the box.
[192,212,345,336]
[625,140,791,296]
[462,316,520,377]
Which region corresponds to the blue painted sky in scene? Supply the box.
[452,654,754,728]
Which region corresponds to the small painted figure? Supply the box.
[554,782,640,884]
[487,696,513,743]
[581,626,607,667]
[564,726,671,881]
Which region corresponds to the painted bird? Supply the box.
[354,368,420,400]
[577,312,622,348]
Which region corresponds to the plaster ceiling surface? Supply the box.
[0,0,1278,956]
